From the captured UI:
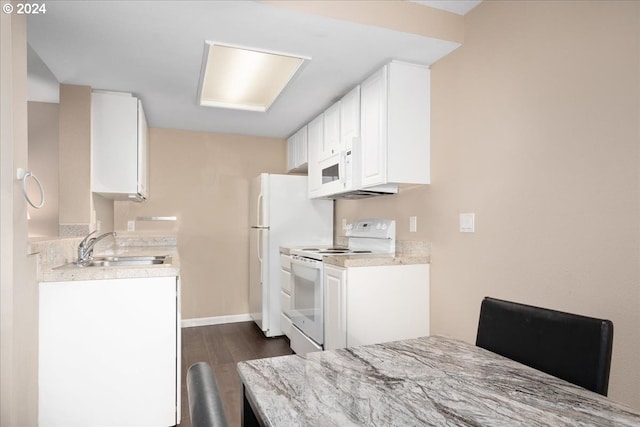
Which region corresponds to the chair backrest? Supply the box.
[476,297,613,396]
[187,362,229,427]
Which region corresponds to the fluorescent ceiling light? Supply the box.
[198,42,308,112]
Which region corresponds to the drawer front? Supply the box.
[290,325,322,355]
[280,254,291,271]
[280,313,292,339]
[280,290,291,316]
[281,268,291,293]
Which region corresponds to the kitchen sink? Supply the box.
[55,255,172,269]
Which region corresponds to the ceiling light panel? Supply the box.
[199,42,307,112]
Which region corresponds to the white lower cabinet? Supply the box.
[39,276,180,427]
[280,253,292,339]
[324,265,347,350]
[324,264,430,351]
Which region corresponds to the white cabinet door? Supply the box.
[307,113,324,197]
[286,126,308,172]
[137,99,149,199]
[39,277,179,426]
[358,62,431,189]
[287,135,297,171]
[92,91,148,201]
[324,265,347,351]
[296,126,308,169]
[360,66,388,187]
[347,265,429,348]
[340,86,360,152]
[322,102,341,160]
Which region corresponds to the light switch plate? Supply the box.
[460,213,475,233]
[409,216,417,233]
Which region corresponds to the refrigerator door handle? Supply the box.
[256,192,264,227]
[256,228,263,265]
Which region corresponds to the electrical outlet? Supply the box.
[127,220,135,232]
[409,216,417,233]
[342,218,347,230]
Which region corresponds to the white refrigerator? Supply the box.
[249,173,333,337]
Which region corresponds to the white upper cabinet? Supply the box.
[307,113,324,198]
[92,91,149,201]
[318,86,360,162]
[286,125,308,172]
[307,86,361,199]
[339,85,360,152]
[360,61,430,188]
[322,102,341,160]
[304,61,428,199]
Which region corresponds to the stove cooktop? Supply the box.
[298,247,372,254]
[291,246,376,261]
[291,219,396,261]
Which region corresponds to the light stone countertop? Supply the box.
[323,252,429,267]
[31,233,180,282]
[237,335,640,427]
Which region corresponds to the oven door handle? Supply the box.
[290,256,322,269]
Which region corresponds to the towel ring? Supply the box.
[20,170,45,209]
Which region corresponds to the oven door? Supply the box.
[289,256,324,346]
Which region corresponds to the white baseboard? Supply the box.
[181,313,252,328]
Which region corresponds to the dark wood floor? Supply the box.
[178,321,293,427]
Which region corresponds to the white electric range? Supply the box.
[288,219,396,354]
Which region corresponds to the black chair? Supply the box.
[476,296,613,396]
[187,362,229,427]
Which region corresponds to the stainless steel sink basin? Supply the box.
[87,255,171,267]
[55,255,172,269]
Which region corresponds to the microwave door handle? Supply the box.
[339,152,346,187]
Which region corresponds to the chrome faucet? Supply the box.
[76,231,117,265]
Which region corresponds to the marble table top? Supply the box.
[237,335,640,426]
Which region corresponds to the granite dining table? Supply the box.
[237,335,640,426]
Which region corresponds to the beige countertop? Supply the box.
[31,233,180,282]
[323,252,429,267]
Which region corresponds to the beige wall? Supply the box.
[58,84,93,231]
[57,84,114,236]
[114,128,287,320]
[1,7,39,425]
[27,101,59,237]
[337,0,640,409]
[266,0,464,44]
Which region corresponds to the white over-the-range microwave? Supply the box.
[317,138,398,199]
[318,149,353,195]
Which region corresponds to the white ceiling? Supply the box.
[27,1,478,139]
